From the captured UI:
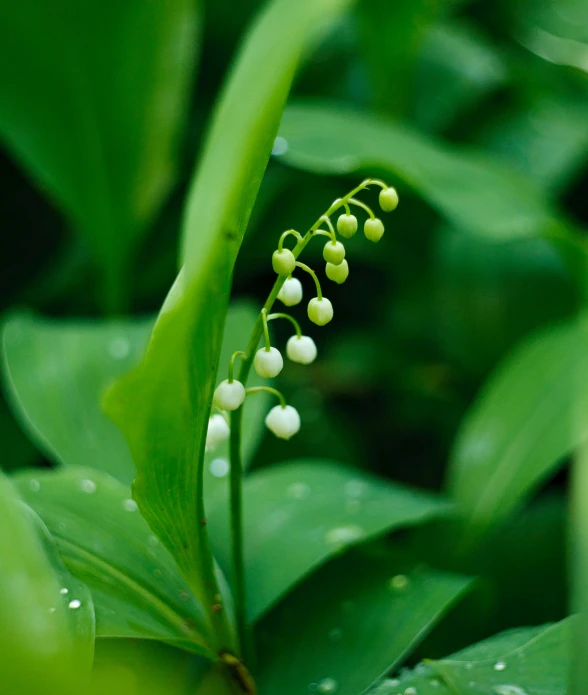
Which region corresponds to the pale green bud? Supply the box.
[336,214,358,239]
[213,379,246,411]
[254,347,283,378]
[272,248,296,275]
[308,297,334,326]
[379,187,399,212]
[364,218,385,242]
[326,259,349,284]
[265,405,301,439]
[206,414,230,452]
[286,335,317,365]
[323,240,346,265]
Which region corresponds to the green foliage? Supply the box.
[0,470,94,694]
[373,618,572,694]
[104,0,353,652]
[0,0,200,310]
[448,318,588,542]
[209,460,451,619]
[14,466,216,657]
[256,548,472,695]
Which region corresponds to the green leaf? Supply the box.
[91,640,204,695]
[373,618,573,694]
[104,0,353,651]
[209,459,452,621]
[2,313,152,484]
[256,548,472,695]
[0,0,200,310]
[14,466,217,659]
[447,318,588,541]
[277,103,562,239]
[0,469,94,694]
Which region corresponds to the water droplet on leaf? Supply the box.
[325,525,364,546]
[108,337,130,359]
[287,482,311,500]
[122,499,138,512]
[493,661,507,672]
[68,599,81,609]
[389,574,410,591]
[79,479,96,494]
[60,588,68,595]
[29,479,40,492]
[210,458,230,478]
[317,678,338,693]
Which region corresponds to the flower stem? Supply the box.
[295,261,323,300]
[226,179,373,660]
[268,312,302,338]
[246,385,287,408]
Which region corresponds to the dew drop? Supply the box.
[494,687,527,695]
[389,574,410,591]
[122,498,138,512]
[429,680,441,688]
[287,482,311,500]
[60,588,69,595]
[344,480,367,498]
[68,599,81,609]
[325,525,365,546]
[464,663,474,671]
[48,607,56,613]
[108,337,131,360]
[79,479,96,494]
[29,479,40,492]
[493,661,507,672]
[210,458,230,478]
[148,535,160,547]
[404,688,417,695]
[317,678,338,693]
[388,680,400,687]
[328,628,343,642]
[272,136,289,156]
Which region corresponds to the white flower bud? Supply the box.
[272,249,296,275]
[277,277,303,306]
[213,379,246,411]
[326,259,349,284]
[308,297,333,326]
[364,218,385,242]
[254,347,283,378]
[206,414,230,452]
[379,187,399,212]
[265,405,301,440]
[336,214,358,239]
[286,335,317,364]
[323,241,346,266]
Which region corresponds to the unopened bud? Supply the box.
[254,347,284,378]
[206,414,230,452]
[364,218,385,242]
[286,335,317,365]
[265,405,301,440]
[272,248,296,275]
[277,277,303,306]
[379,187,399,212]
[336,214,358,239]
[308,297,334,326]
[213,379,246,411]
[326,259,349,284]
[323,241,346,266]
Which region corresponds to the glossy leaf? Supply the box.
[14,466,217,659]
[0,0,200,310]
[0,469,93,694]
[104,0,352,651]
[256,548,472,695]
[448,318,588,541]
[373,618,573,694]
[2,314,152,484]
[277,103,562,239]
[209,459,452,620]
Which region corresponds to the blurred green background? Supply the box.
[2,0,588,673]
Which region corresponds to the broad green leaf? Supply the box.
[447,318,588,541]
[91,640,203,695]
[372,618,573,694]
[2,314,152,484]
[104,0,353,652]
[277,103,562,239]
[1,303,264,487]
[256,548,472,695]
[0,0,200,310]
[0,469,93,694]
[14,466,217,659]
[209,459,452,621]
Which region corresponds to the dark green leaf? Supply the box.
[277,103,562,239]
[256,548,472,695]
[14,466,216,659]
[0,469,94,694]
[373,618,573,694]
[2,313,152,484]
[0,0,200,309]
[447,318,588,542]
[104,0,353,652]
[209,459,452,620]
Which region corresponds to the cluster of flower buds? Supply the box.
[208,180,398,446]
